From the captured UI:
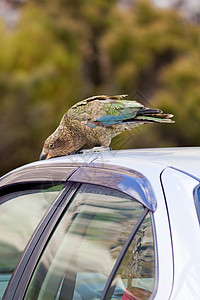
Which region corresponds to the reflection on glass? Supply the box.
[106,212,155,300]
[0,183,64,300]
[24,184,146,300]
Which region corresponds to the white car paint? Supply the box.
[2,147,200,299]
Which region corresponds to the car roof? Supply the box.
[123,147,200,179]
[1,147,199,214]
[2,147,200,182]
[19,147,199,181]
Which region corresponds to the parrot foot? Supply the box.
[80,146,112,154]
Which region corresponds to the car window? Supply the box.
[0,182,64,300]
[105,212,155,300]
[24,184,155,300]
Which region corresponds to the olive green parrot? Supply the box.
[40,95,174,159]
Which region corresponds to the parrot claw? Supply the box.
[80,146,112,154]
[69,151,79,155]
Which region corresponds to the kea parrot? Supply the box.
[40,95,174,160]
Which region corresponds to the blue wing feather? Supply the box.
[96,100,143,126]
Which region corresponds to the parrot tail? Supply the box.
[129,107,174,124]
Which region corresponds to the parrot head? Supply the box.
[40,125,75,160]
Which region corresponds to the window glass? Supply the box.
[0,182,64,300]
[24,184,149,300]
[105,212,155,300]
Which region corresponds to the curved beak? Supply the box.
[40,149,53,160]
[40,150,48,160]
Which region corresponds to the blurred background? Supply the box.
[0,0,200,176]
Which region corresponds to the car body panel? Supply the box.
[0,147,200,299]
[161,168,200,299]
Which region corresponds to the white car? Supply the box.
[0,147,200,300]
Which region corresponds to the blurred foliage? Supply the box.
[0,0,200,175]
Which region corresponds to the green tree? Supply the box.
[102,1,200,149]
[0,0,200,176]
[0,5,82,174]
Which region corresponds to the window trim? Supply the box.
[0,164,80,189]
[68,163,157,212]
[0,162,157,212]
[193,184,200,225]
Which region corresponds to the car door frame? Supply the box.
[2,161,159,300]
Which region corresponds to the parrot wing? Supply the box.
[66,95,144,127]
[70,94,128,109]
[65,95,174,127]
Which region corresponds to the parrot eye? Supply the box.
[49,143,55,149]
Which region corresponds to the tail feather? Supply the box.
[135,106,174,123]
[122,111,174,124]
[137,107,163,115]
[134,115,174,123]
